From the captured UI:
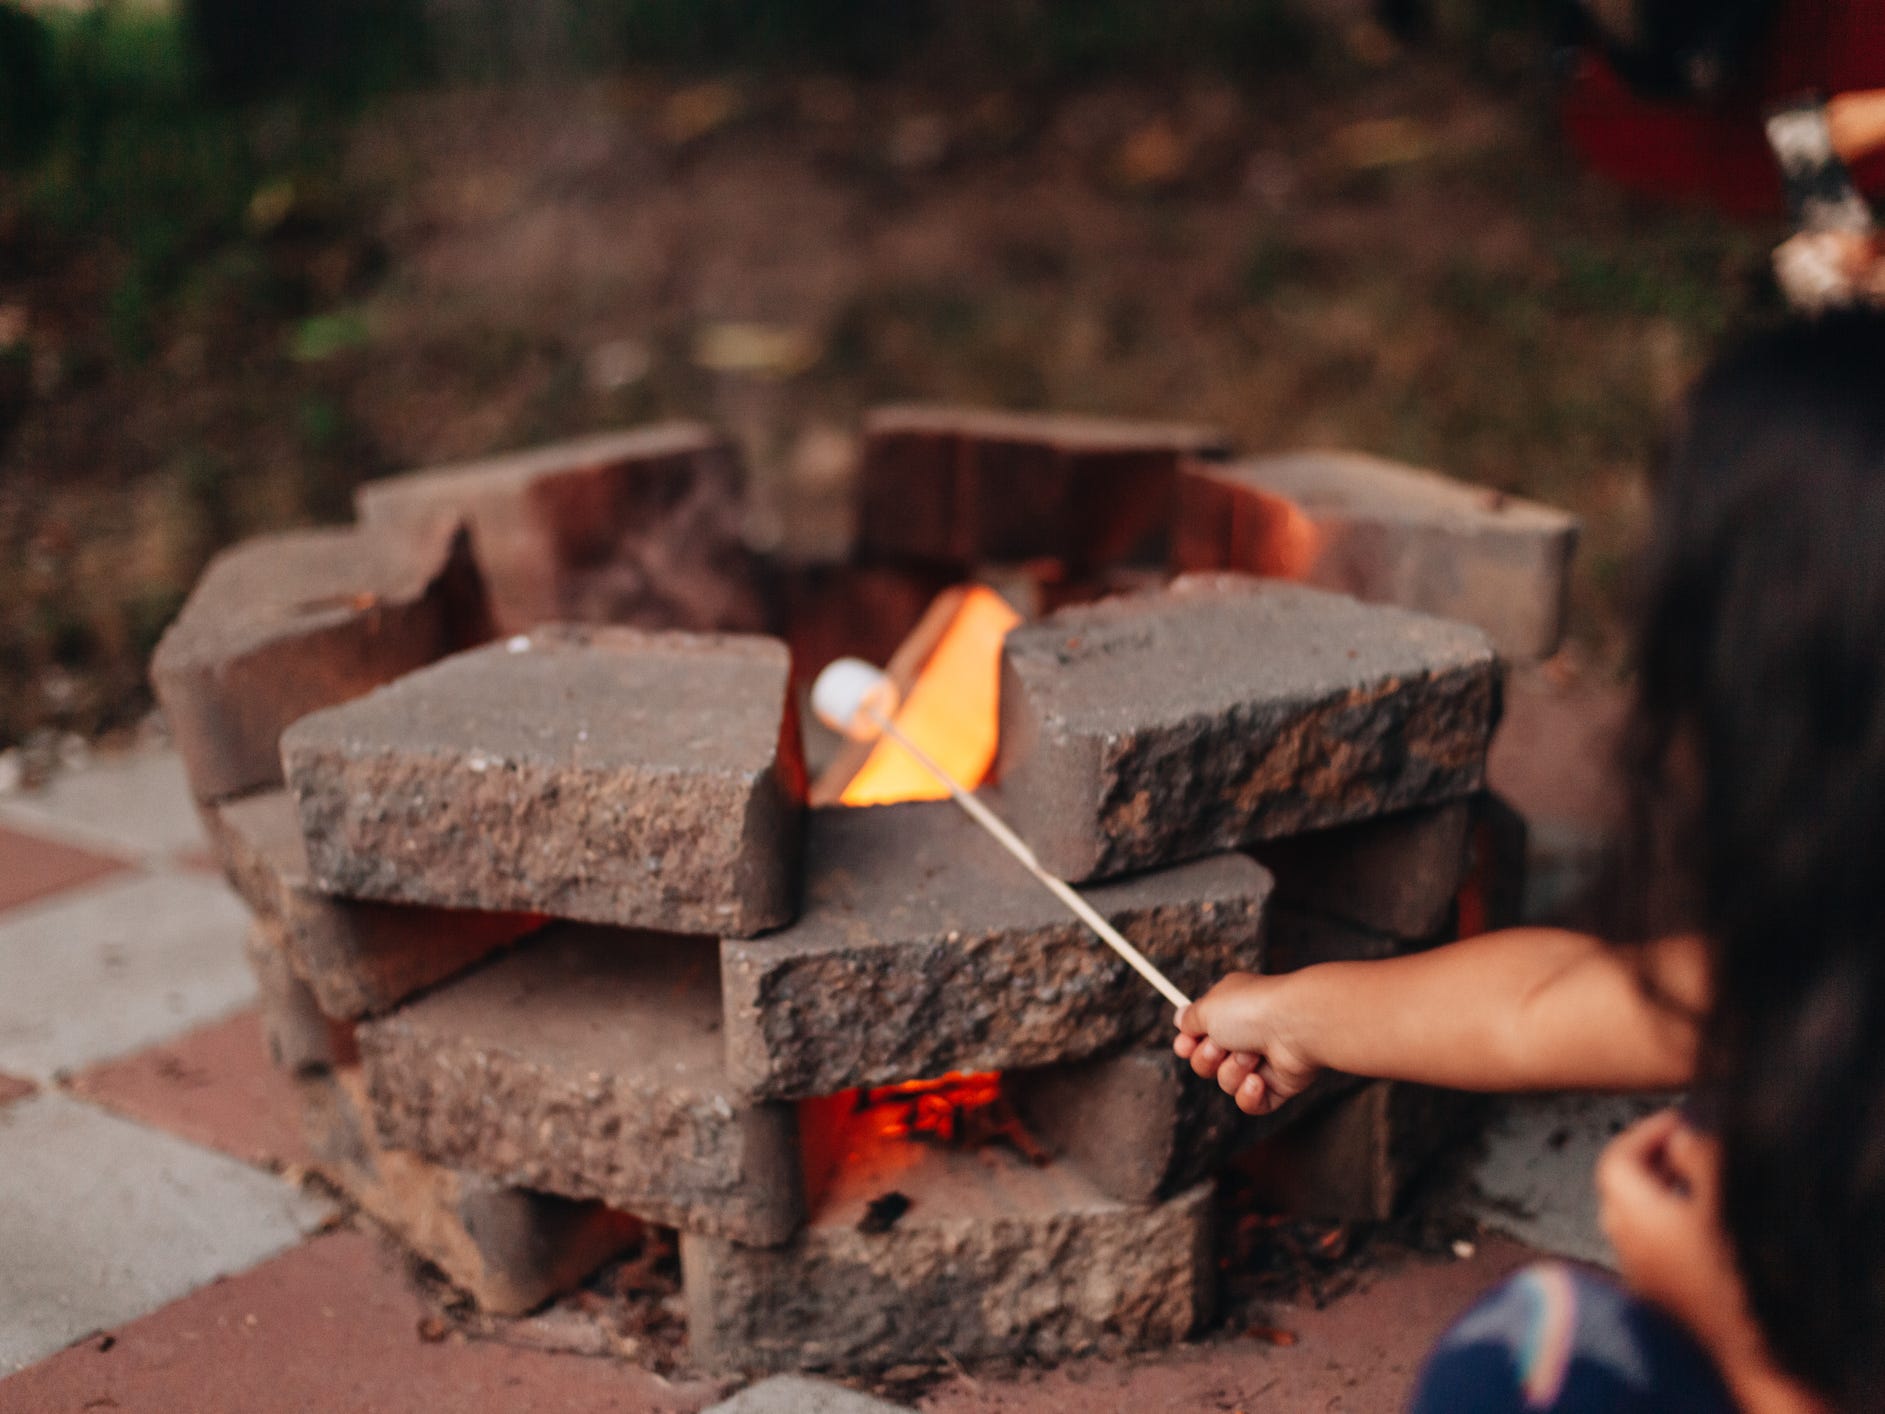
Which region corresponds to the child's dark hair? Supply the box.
[1627,309,1885,1409]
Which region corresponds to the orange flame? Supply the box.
[1239,489,1323,581]
[802,585,1049,1190]
[838,585,1020,806]
[860,1072,1005,1143]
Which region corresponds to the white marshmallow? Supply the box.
[811,658,900,740]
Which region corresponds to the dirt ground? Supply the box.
[0,36,1781,749]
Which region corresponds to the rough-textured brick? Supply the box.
[1237,1080,1479,1222]
[300,1067,639,1315]
[210,790,538,1020]
[283,626,806,937]
[974,564,1168,622]
[721,802,1271,1100]
[1459,792,1529,936]
[1252,800,1474,941]
[1174,452,1578,659]
[359,925,803,1245]
[1008,1046,1235,1204]
[1262,906,1447,976]
[681,1107,1214,1374]
[151,521,489,802]
[859,405,1230,568]
[777,561,955,693]
[996,575,1501,883]
[355,424,765,637]
[242,921,356,1075]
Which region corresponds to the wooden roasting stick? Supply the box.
[812,658,1194,1014]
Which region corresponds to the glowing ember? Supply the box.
[838,585,1019,807]
[857,1072,1048,1163]
[1238,488,1322,582]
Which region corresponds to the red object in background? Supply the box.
[1561,1,1885,218]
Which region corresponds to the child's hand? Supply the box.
[1596,1109,1767,1373]
[1172,972,1321,1116]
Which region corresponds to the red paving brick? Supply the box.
[0,1212,1539,1411]
[0,1229,725,1413]
[0,1073,36,1108]
[0,824,127,914]
[920,1237,1539,1414]
[64,1009,311,1172]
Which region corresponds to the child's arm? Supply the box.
[1175,928,1706,1114]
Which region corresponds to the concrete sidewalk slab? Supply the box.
[0,871,254,1080]
[0,749,206,864]
[0,825,128,913]
[67,1008,310,1172]
[1470,1092,1669,1267]
[709,1375,911,1413]
[0,1229,725,1411]
[0,1092,334,1373]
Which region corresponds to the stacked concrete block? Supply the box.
[1263,906,1428,975]
[988,575,1506,1231]
[721,802,1272,1099]
[858,405,1230,569]
[1173,451,1579,660]
[243,921,356,1074]
[1008,1046,1237,1204]
[973,562,1169,623]
[1461,792,1530,936]
[240,913,638,1313]
[282,626,806,937]
[151,519,491,802]
[1252,801,1473,943]
[210,789,539,1020]
[995,575,1501,883]
[1236,1080,1480,1223]
[299,1068,642,1316]
[148,404,1577,1371]
[784,407,1221,744]
[359,926,805,1246]
[677,798,1270,1368]
[355,424,766,638]
[776,561,956,693]
[681,1101,1216,1375]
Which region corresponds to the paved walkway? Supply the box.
[0,737,1629,1412]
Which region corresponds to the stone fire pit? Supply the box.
[149,410,1570,1374]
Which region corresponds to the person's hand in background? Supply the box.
[1595,1109,1815,1412]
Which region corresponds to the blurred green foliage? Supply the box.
[174,0,1318,85]
[183,0,428,98]
[17,5,344,374]
[0,3,58,169]
[9,0,1325,373]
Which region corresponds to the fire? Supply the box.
[855,1072,1048,1164]
[837,585,1019,806]
[798,582,1051,1189]
[860,1071,1004,1143]
[1174,468,1324,581]
[1238,488,1322,582]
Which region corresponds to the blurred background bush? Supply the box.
[0,0,1778,758]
